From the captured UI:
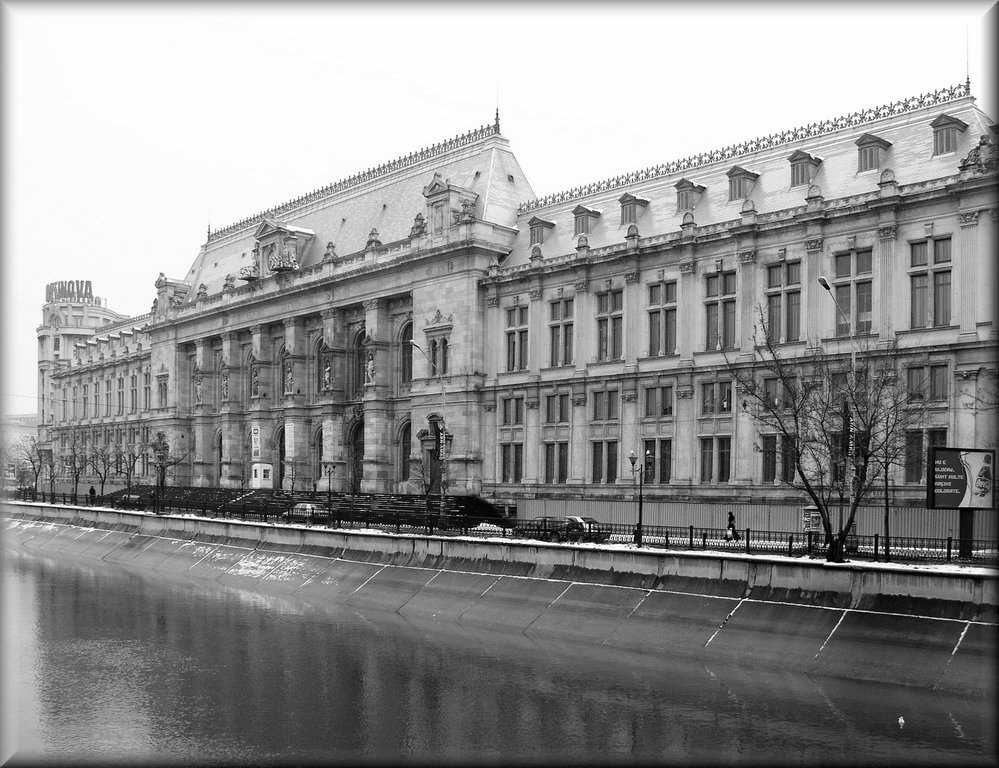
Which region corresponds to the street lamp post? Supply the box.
[628,450,651,548]
[410,341,447,517]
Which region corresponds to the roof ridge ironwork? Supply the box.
[208,119,502,243]
[518,82,973,214]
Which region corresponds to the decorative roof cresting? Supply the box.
[518,81,974,213]
[208,118,502,243]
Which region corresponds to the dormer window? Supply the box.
[855,133,892,173]
[726,166,759,201]
[674,178,705,212]
[788,150,821,188]
[618,193,649,225]
[528,216,556,246]
[572,205,601,236]
[930,114,967,156]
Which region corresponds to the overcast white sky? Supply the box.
[2,1,995,419]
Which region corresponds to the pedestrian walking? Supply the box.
[725,511,741,542]
[88,485,97,506]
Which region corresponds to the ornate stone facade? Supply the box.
[38,84,997,514]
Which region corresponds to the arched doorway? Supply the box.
[275,427,286,489]
[348,421,364,494]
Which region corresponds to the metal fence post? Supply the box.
[745,528,750,553]
[947,537,952,562]
[788,535,793,557]
[874,533,879,559]
[689,525,694,549]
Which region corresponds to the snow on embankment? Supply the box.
[3,502,996,696]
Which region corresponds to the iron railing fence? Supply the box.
[6,488,997,566]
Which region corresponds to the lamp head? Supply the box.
[628,451,637,468]
[817,276,831,291]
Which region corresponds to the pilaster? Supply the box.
[877,224,896,341]
[958,210,980,340]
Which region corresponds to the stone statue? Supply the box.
[251,365,259,397]
[365,353,375,384]
[194,374,202,404]
[221,373,229,401]
[285,362,294,393]
[322,359,332,391]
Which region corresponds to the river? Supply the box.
[2,542,995,765]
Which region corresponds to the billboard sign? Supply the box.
[927,447,994,509]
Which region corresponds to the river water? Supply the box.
[2,543,996,766]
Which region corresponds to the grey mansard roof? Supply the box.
[504,83,993,267]
[182,120,535,299]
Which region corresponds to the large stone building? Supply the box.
[38,82,997,522]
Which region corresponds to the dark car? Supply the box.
[513,516,570,542]
[565,515,610,543]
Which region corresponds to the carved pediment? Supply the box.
[252,217,316,273]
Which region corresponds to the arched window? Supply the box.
[440,338,449,375]
[400,423,411,481]
[349,330,366,398]
[400,323,413,384]
[429,340,439,376]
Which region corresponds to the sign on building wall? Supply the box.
[927,447,994,509]
[251,426,260,459]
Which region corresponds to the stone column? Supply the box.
[361,298,392,491]
[573,278,593,370]
[876,224,896,341]
[522,392,540,485]
[804,238,824,343]
[677,259,697,363]
[218,331,244,487]
[737,250,757,361]
[623,269,641,372]
[958,210,980,341]
[569,392,588,483]
[672,385,694,485]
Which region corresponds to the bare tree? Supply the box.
[62,428,90,502]
[115,439,147,494]
[9,436,43,496]
[726,306,928,562]
[89,437,116,499]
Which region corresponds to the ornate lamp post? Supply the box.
[628,449,652,548]
[325,464,334,522]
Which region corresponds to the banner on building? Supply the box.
[927,447,994,509]
[251,426,260,459]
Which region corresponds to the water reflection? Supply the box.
[3,543,995,766]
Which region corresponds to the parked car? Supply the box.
[513,516,570,542]
[565,516,610,543]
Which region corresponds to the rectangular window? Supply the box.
[858,144,879,172]
[501,443,523,483]
[505,306,529,371]
[658,439,672,484]
[718,437,731,483]
[910,239,951,329]
[781,435,796,483]
[648,281,677,357]
[591,440,618,484]
[929,365,948,401]
[574,215,589,236]
[130,374,138,414]
[143,372,151,411]
[548,298,574,367]
[705,271,736,350]
[700,438,714,482]
[933,127,958,156]
[158,379,168,409]
[596,289,623,361]
[501,396,525,426]
[677,189,692,211]
[544,442,569,483]
[702,381,732,415]
[762,435,777,482]
[544,393,569,423]
[907,367,925,401]
[905,431,924,483]
[728,176,749,201]
[592,390,619,421]
[82,385,88,418]
[791,161,810,187]
[831,250,873,337]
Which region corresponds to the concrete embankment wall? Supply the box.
[4,502,996,696]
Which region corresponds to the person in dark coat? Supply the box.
[89,486,97,505]
[726,511,740,541]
